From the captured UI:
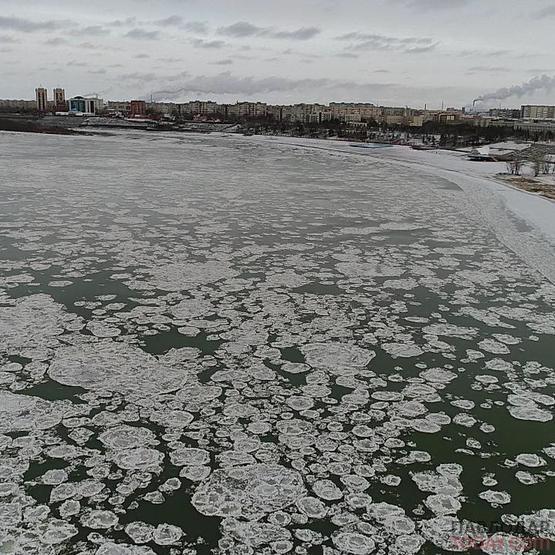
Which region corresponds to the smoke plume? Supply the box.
[474,74,555,104]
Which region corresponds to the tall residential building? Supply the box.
[521,105,555,120]
[35,87,48,112]
[53,88,66,111]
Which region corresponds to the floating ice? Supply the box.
[478,339,510,355]
[508,405,552,423]
[515,453,546,468]
[420,368,457,384]
[111,448,164,471]
[149,261,238,291]
[480,533,527,555]
[86,321,121,338]
[296,496,328,519]
[125,521,154,544]
[312,479,343,500]
[301,343,374,374]
[421,516,485,552]
[332,531,376,554]
[0,391,64,433]
[382,342,424,358]
[0,294,67,351]
[170,447,209,466]
[336,261,404,278]
[479,490,511,506]
[424,494,462,515]
[518,509,555,540]
[223,518,292,548]
[81,510,119,529]
[192,463,305,519]
[153,523,183,545]
[48,341,187,395]
[99,425,156,450]
[95,542,157,555]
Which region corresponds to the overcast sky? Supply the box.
[1,0,554,108]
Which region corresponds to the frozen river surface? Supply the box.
[0,131,554,555]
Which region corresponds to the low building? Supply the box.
[514,120,555,133]
[329,102,381,122]
[227,102,268,119]
[68,96,104,115]
[146,102,177,116]
[179,101,221,116]
[106,101,130,115]
[489,108,520,119]
[0,99,36,112]
[129,100,146,118]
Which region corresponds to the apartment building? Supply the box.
[35,87,48,112]
[521,105,555,120]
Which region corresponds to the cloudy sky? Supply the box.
[1,0,554,108]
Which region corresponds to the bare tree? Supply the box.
[530,151,548,177]
[507,154,523,176]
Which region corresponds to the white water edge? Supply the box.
[247,135,555,286]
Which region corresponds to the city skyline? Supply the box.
[1,0,555,107]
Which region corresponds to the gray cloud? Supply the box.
[335,52,359,59]
[154,15,184,27]
[80,25,110,36]
[211,59,234,66]
[397,0,473,10]
[183,21,209,34]
[535,5,555,17]
[218,21,263,37]
[271,27,320,40]
[125,28,160,40]
[467,66,511,73]
[158,57,183,63]
[151,71,394,100]
[45,37,68,46]
[119,71,159,82]
[218,21,320,40]
[77,42,103,49]
[107,17,137,27]
[191,38,226,49]
[526,68,555,73]
[151,16,208,33]
[458,48,511,57]
[0,16,70,32]
[338,32,438,53]
[0,35,19,43]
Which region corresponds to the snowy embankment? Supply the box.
[247,135,555,285]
